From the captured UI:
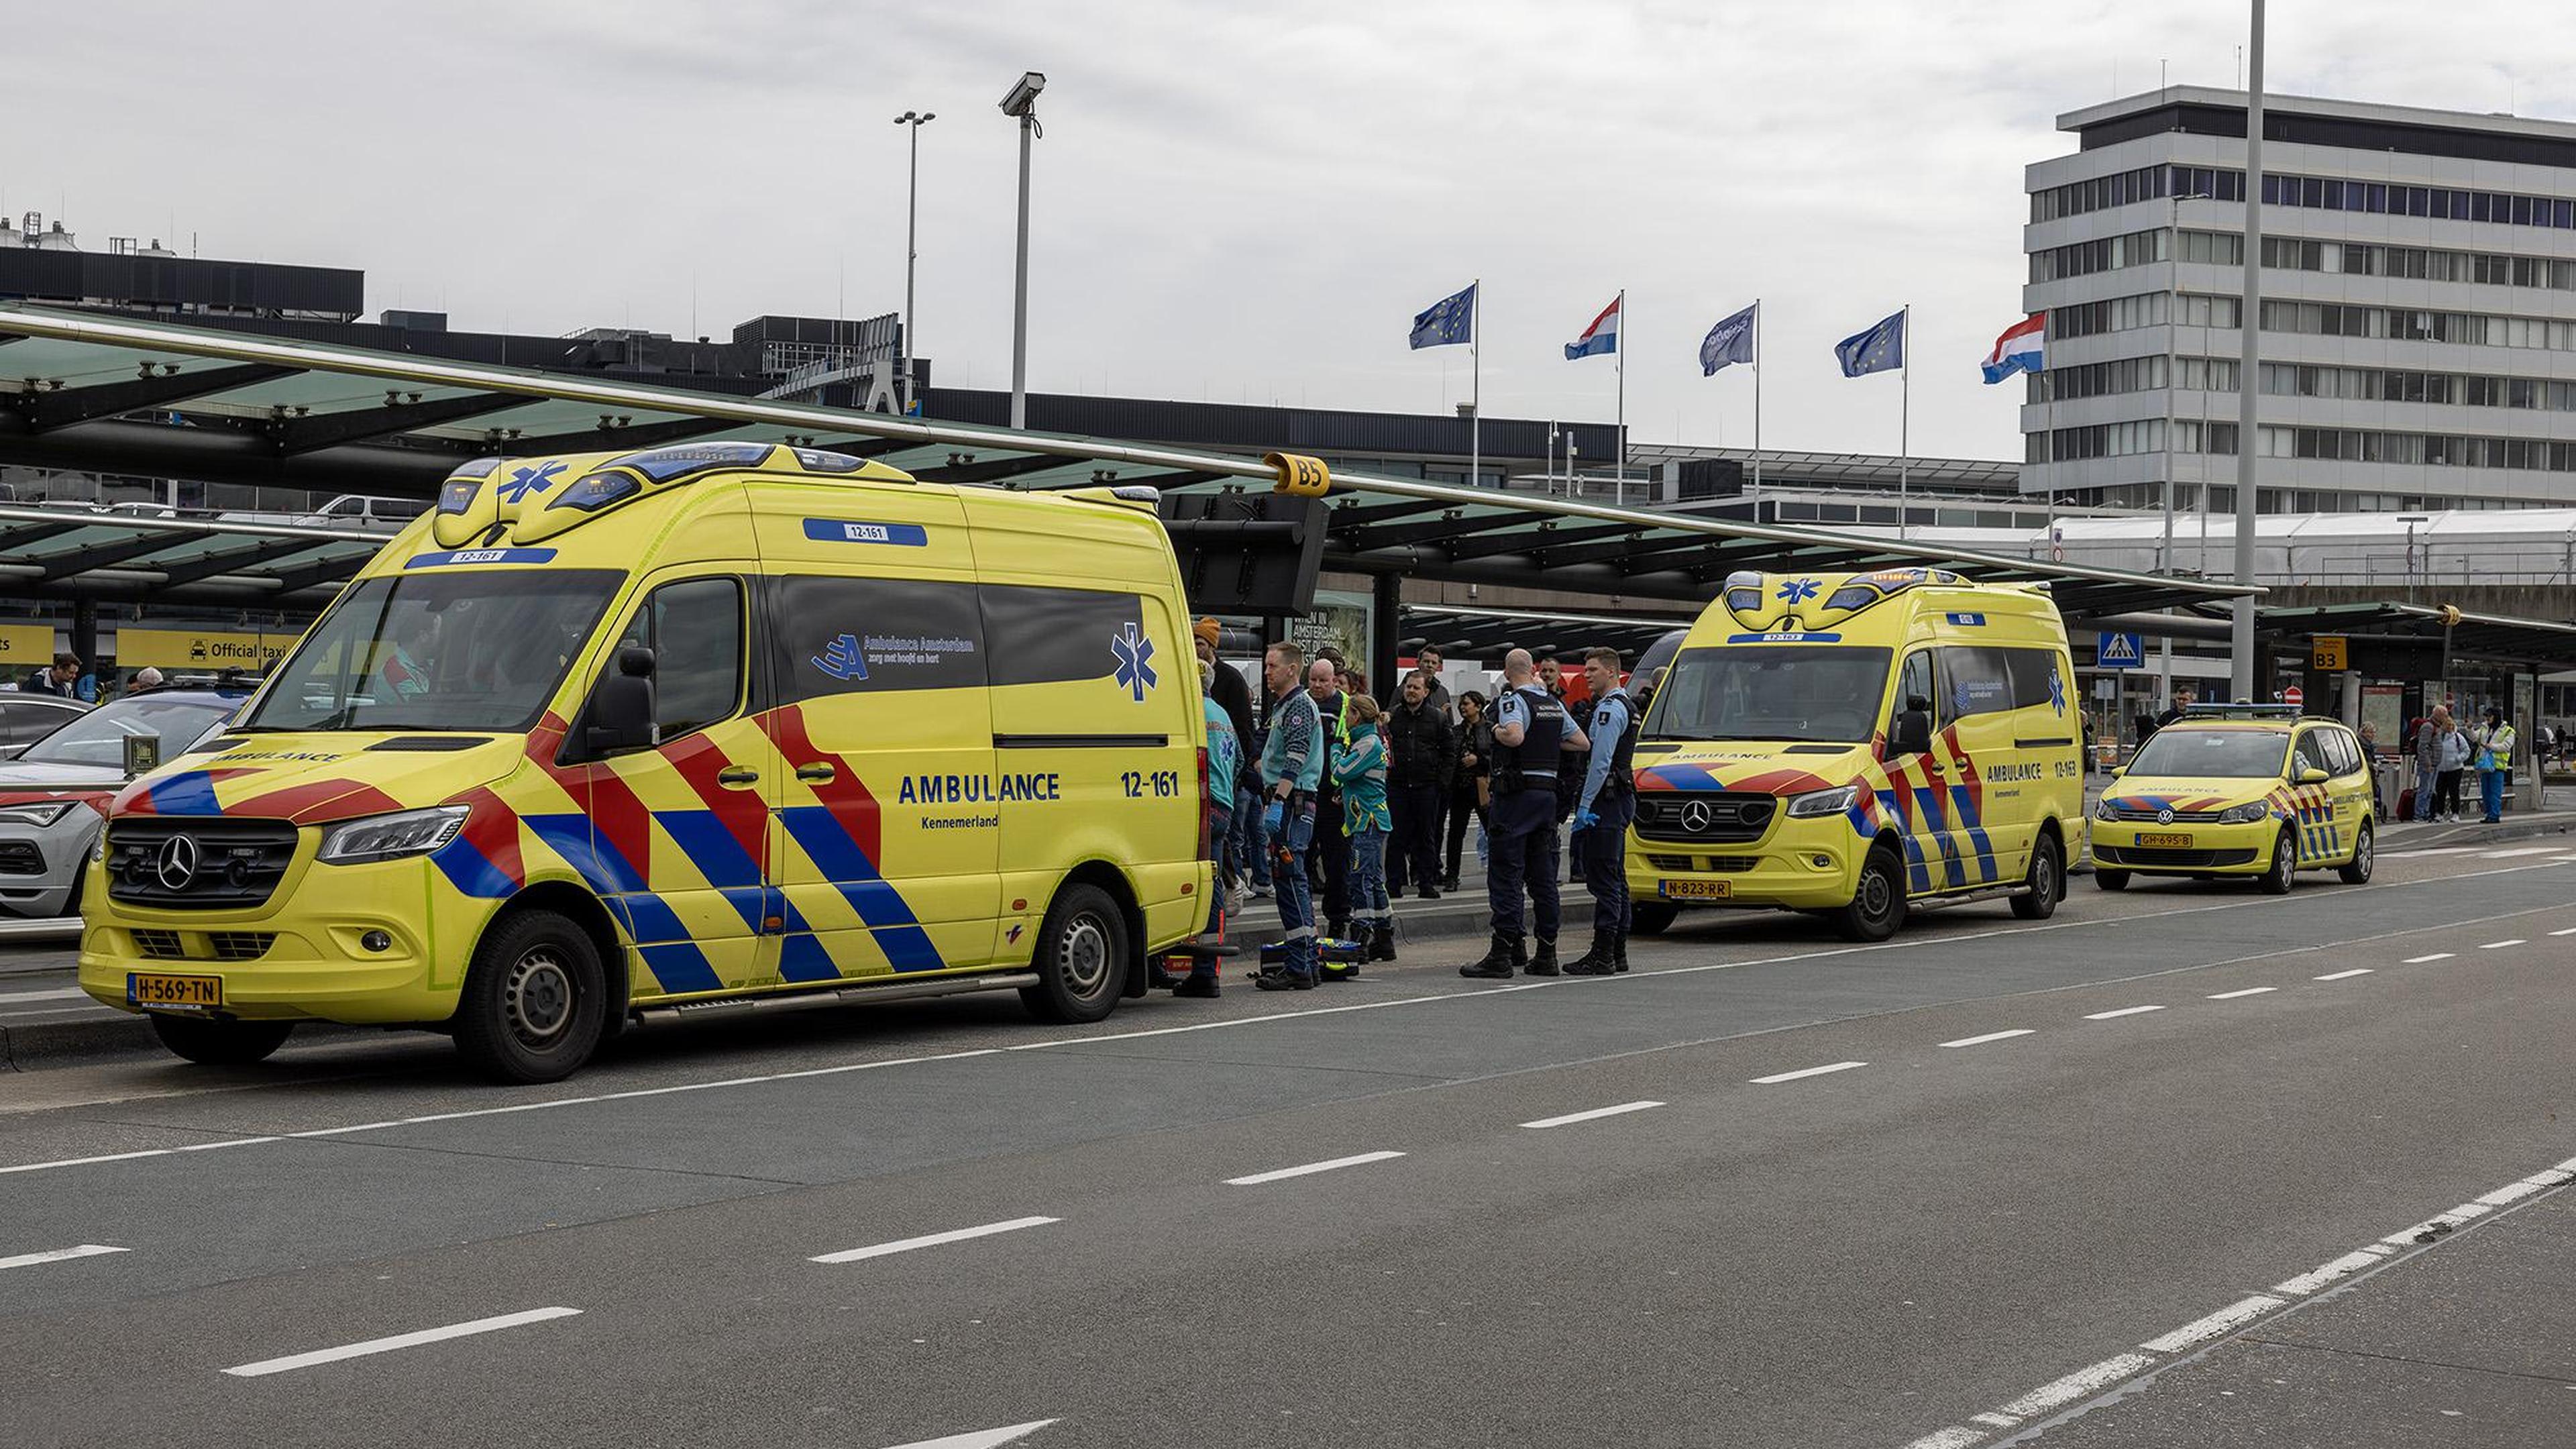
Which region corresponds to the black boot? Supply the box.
[1562,931,1617,975]
[1175,969,1222,998]
[1458,932,1519,979]
[1525,937,1562,977]
[1612,930,1630,973]
[1368,922,1398,963]
[1253,965,1317,991]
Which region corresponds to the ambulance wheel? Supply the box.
[2011,834,2064,920]
[1829,845,1907,943]
[1627,901,1679,936]
[453,909,608,1085]
[2339,820,2375,884]
[2259,827,2298,896]
[1021,883,1128,1025]
[149,1014,292,1067]
[2094,868,2132,892]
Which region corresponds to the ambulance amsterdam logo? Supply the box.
[156,834,200,892]
[1111,622,1157,702]
[1776,578,1821,606]
[497,460,568,504]
[812,633,869,682]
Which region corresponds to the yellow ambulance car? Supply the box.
[78,442,1212,1081]
[1625,568,2085,942]
[2089,705,2375,894]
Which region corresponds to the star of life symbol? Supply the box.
[497,460,567,504]
[1776,578,1821,606]
[812,633,869,682]
[1111,622,1157,702]
[2047,665,2067,716]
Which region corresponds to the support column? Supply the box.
[1370,572,1402,704]
[71,600,99,692]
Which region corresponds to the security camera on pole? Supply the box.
[1000,70,1046,430]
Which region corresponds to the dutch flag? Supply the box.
[1980,312,2045,383]
[1564,294,1620,360]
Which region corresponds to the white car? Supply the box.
[0,694,89,760]
[0,687,247,918]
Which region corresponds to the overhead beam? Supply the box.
[493,416,743,458]
[31,533,206,580]
[0,417,456,494]
[152,538,361,588]
[1444,519,1645,564]
[908,453,1079,486]
[1337,511,1531,553]
[9,363,294,432]
[268,390,532,455]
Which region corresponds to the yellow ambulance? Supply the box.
[1626,568,2085,942]
[2089,705,2375,894]
[78,442,1212,1081]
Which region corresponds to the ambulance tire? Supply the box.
[1021,883,1128,1025]
[2259,827,2298,896]
[149,1014,292,1067]
[2094,868,2132,892]
[2010,833,2064,920]
[1627,902,1679,936]
[1829,845,1907,943]
[453,909,608,1084]
[2339,820,2375,884]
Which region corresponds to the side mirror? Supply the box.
[1890,709,1933,758]
[2106,764,2127,780]
[2297,765,2329,785]
[583,645,657,756]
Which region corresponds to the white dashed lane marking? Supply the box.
[221,1306,582,1379]
[1939,1030,2035,1049]
[1748,1061,1869,1085]
[810,1216,1059,1265]
[2552,927,2576,937]
[2481,939,2528,949]
[0,1244,127,1272]
[1225,1150,1405,1187]
[2313,968,2374,981]
[2082,1005,2166,1020]
[1521,1101,1664,1130]
[2207,987,2277,1000]
[2404,953,2457,963]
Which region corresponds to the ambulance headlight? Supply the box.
[317,805,471,865]
[2092,796,2121,822]
[2214,802,2270,824]
[1784,784,1861,819]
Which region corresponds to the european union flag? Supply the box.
[1700,303,1758,376]
[1409,282,1477,350]
[1835,309,1907,378]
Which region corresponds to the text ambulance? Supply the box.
[1626,568,2084,941]
[78,442,1212,1081]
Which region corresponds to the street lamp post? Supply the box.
[893,110,935,417]
[2231,0,2268,703]
[2161,186,2214,708]
[1000,71,1046,430]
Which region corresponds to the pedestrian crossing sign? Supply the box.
[2096,631,2144,669]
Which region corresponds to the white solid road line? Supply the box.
[875,1422,1059,1449]
[2479,847,2562,859]
[1521,1101,1664,1130]
[2481,938,2527,949]
[1226,1150,1406,1187]
[0,1243,127,1272]
[811,1216,1059,1266]
[1750,1061,1869,1085]
[1996,1352,2160,1417]
[1939,1029,2035,1049]
[0,987,88,1006]
[2206,987,2277,1000]
[1899,1428,1988,1449]
[2141,1294,2284,1353]
[2404,953,2457,963]
[221,1306,582,1379]
[2082,1005,2166,1020]
[2313,968,2374,981]
[2273,1246,2392,1296]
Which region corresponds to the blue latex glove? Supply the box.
[1263,800,1285,835]
[1572,808,1599,830]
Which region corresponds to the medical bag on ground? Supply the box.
[1260,936,1364,981]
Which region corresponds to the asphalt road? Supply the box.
[3,842,2573,1449]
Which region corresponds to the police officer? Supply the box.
[1564,647,1640,976]
[1461,649,1588,979]
[1256,643,1326,989]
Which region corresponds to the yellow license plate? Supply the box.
[2135,832,2193,849]
[128,973,222,1010]
[1660,879,1733,900]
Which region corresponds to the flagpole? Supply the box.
[1898,303,1912,540]
[1751,299,1764,508]
[1470,278,1482,490]
[1614,289,1627,506]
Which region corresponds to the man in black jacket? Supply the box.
[1385,670,1454,899]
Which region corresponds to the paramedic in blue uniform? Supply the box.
[1563,647,1639,976]
[1256,642,1326,989]
[1460,649,1587,980]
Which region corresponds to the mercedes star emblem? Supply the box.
[156,834,201,892]
[1680,800,1714,833]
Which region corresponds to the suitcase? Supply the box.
[1260,936,1366,981]
[2398,786,2414,820]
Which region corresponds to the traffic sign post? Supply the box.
[2096,631,2145,670]
[2282,685,2304,710]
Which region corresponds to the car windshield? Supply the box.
[239,569,623,734]
[1642,645,1891,744]
[2128,729,2290,778]
[16,694,235,769]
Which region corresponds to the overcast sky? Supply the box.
[12,2,2575,463]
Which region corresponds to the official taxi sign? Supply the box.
[1264,451,1332,497]
[2312,634,2347,671]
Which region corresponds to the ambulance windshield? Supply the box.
[1644,645,1891,745]
[239,569,623,734]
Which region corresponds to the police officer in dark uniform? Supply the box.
[1461,648,1588,979]
[1564,647,1642,975]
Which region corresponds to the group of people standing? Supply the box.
[2408,704,2518,824]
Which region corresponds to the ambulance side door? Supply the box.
[1884,649,1950,896]
[1935,644,2020,888]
